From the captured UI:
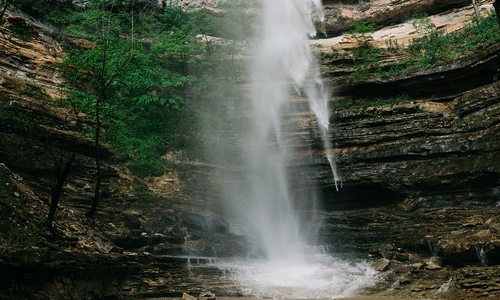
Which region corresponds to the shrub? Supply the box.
[350,13,500,79]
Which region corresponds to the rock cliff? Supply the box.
[320,0,492,34]
[195,1,500,297]
[288,1,499,297]
[0,0,499,299]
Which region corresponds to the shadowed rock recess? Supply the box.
[0,0,499,299]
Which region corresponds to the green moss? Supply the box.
[332,96,411,110]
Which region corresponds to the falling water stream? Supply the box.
[213,0,378,298]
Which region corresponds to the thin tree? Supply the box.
[471,0,480,19]
[0,0,8,22]
[0,106,77,232]
[64,1,134,218]
[0,0,22,22]
[46,150,76,231]
[64,1,200,217]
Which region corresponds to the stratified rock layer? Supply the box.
[320,0,489,34]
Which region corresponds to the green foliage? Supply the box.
[62,1,205,177]
[331,96,411,110]
[407,13,499,68]
[8,0,247,176]
[348,21,378,48]
[411,12,436,35]
[128,158,165,178]
[1,0,71,26]
[350,13,500,79]
[350,21,378,34]
[351,46,383,79]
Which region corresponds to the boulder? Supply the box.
[183,292,197,300]
[198,291,216,300]
[372,258,391,271]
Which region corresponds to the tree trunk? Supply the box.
[47,153,75,231]
[0,2,9,24]
[471,0,480,19]
[88,97,102,218]
[494,0,500,23]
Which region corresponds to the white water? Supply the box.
[215,255,377,299]
[239,0,340,263]
[216,0,378,298]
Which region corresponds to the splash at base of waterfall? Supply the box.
[214,254,379,299]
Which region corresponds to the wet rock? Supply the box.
[393,252,412,262]
[183,292,197,300]
[369,244,396,259]
[111,232,149,249]
[147,214,177,228]
[411,262,424,270]
[198,291,216,300]
[165,225,187,244]
[434,228,500,266]
[398,277,412,285]
[451,229,468,236]
[488,222,500,234]
[425,257,443,270]
[292,77,500,207]
[372,258,391,272]
[152,243,183,256]
[183,233,248,257]
[392,264,413,274]
[123,211,142,229]
[456,267,500,296]
[181,212,229,235]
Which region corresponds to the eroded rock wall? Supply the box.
[320,0,491,34]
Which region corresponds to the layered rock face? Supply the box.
[320,0,492,34]
[170,0,500,272]
[279,3,499,295]
[0,0,499,299]
[256,3,500,297]
[299,54,500,195]
[167,0,224,15]
[162,0,496,35]
[283,49,499,264]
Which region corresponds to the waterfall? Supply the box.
[213,0,378,298]
[241,0,340,262]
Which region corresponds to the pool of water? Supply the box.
[213,253,380,299]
